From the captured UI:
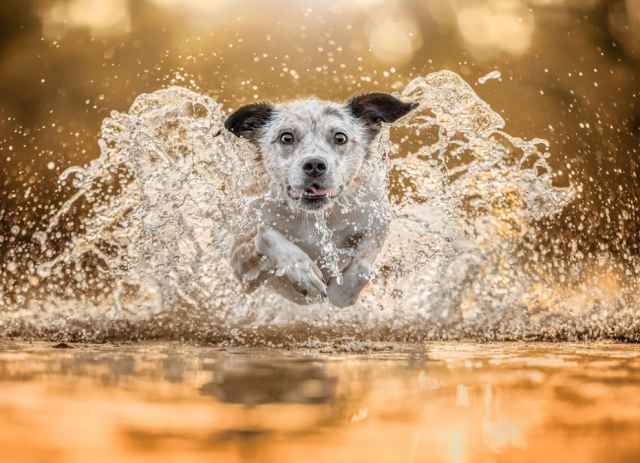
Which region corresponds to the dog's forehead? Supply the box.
[274,99,350,127]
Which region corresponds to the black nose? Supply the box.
[302,158,327,178]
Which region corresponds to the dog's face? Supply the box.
[225,94,416,211]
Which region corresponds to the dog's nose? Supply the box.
[302,158,327,178]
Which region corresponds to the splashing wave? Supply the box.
[4,71,640,344]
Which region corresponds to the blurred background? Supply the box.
[2,0,640,263]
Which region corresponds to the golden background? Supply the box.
[2,0,640,253]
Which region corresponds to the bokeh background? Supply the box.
[2,0,640,263]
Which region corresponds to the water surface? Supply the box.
[2,341,639,463]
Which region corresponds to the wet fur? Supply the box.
[225,93,416,307]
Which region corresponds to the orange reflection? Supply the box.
[1,342,640,463]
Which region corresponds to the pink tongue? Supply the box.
[307,185,327,196]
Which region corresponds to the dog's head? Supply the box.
[225,94,417,211]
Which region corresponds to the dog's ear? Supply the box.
[224,103,274,143]
[347,93,417,136]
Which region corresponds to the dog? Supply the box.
[224,93,417,307]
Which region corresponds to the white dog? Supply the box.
[225,93,416,307]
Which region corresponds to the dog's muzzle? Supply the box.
[287,184,342,210]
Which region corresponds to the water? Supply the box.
[2,3,640,461]
[477,70,502,85]
[7,69,636,345]
[1,340,639,463]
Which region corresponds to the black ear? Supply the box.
[224,103,274,142]
[347,93,417,136]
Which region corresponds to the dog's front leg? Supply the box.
[231,225,327,299]
[327,237,384,308]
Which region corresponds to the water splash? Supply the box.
[4,71,639,344]
[478,70,502,85]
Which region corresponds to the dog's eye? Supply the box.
[279,132,295,145]
[334,132,348,145]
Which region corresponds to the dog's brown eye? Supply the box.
[279,132,295,145]
[334,132,348,145]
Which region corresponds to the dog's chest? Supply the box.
[282,205,378,270]
[286,215,354,263]
[257,194,390,272]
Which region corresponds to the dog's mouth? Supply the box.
[287,184,341,209]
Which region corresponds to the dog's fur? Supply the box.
[225,93,417,307]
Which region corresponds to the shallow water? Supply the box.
[1,341,639,463]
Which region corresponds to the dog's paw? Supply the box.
[327,284,359,308]
[327,262,375,307]
[280,254,327,300]
[256,226,327,299]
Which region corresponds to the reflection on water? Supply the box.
[1,342,639,463]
